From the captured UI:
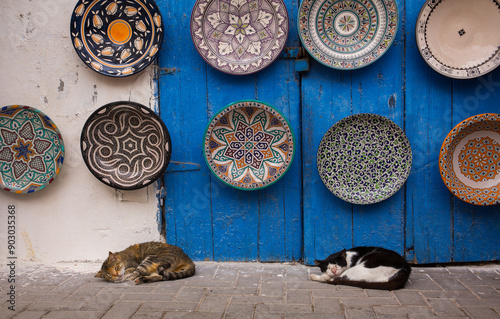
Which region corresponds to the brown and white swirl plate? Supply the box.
[81,101,171,190]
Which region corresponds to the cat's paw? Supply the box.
[310,273,336,282]
[123,271,140,281]
[309,274,322,281]
[134,278,144,285]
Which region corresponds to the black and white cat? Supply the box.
[310,246,411,290]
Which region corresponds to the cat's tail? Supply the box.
[158,262,196,280]
[330,266,412,291]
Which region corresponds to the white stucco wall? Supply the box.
[0,0,162,264]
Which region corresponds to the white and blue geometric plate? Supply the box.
[298,0,398,69]
[317,114,412,204]
[70,0,163,77]
[0,105,65,194]
[203,100,295,190]
[81,101,171,190]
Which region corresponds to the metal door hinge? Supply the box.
[157,186,166,207]
[166,161,201,173]
[279,47,310,72]
[159,67,177,76]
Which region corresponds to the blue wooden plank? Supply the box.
[349,0,406,256]
[206,66,302,261]
[404,0,454,264]
[302,64,354,265]
[201,0,302,261]
[254,1,302,262]
[451,69,500,262]
[254,71,302,261]
[157,0,214,260]
[205,68,261,261]
[302,0,407,264]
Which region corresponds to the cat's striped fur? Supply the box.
[95,242,195,284]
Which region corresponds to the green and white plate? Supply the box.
[317,113,412,204]
[298,0,399,69]
[0,105,65,194]
[204,100,295,190]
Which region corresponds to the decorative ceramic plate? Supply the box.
[204,100,294,190]
[81,101,171,190]
[70,0,163,77]
[190,0,289,75]
[0,105,65,194]
[416,0,500,79]
[317,114,412,204]
[298,0,398,69]
[439,114,500,206]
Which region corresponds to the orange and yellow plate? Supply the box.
[439,113,500,205]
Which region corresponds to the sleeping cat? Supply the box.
[310,246,411,290]
[95,242,195,284]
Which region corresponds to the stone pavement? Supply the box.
[1,262,499,319]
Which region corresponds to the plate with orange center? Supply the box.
[439,113,500,205]
[71,0,163,77]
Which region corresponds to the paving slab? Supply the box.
[0,262,499,319]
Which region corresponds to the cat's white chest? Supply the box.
[341,263,399,283]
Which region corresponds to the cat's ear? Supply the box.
[340,249,347,259]
[95,270,103,278]
[108,251,118,261]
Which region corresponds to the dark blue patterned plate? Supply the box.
[317,114,412,204]
[70,0,163,77]
[80,101,171,190]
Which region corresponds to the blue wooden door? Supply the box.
[156,0,303,262]
[157,0,500,263]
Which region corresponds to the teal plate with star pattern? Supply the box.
[203,100,295,190]
[0,105,65,194]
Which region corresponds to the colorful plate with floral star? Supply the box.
[0,105,65,194]
[439,113,500,206]
[70,0,163,77]
[416,0,500,79]
[190,0,289,75]
[204,100,295,190]
[298,0,398,69]
[317,114,412,205]
[80,101,171,190]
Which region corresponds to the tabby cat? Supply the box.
[310,246,411,290]
[95,242,195,284]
